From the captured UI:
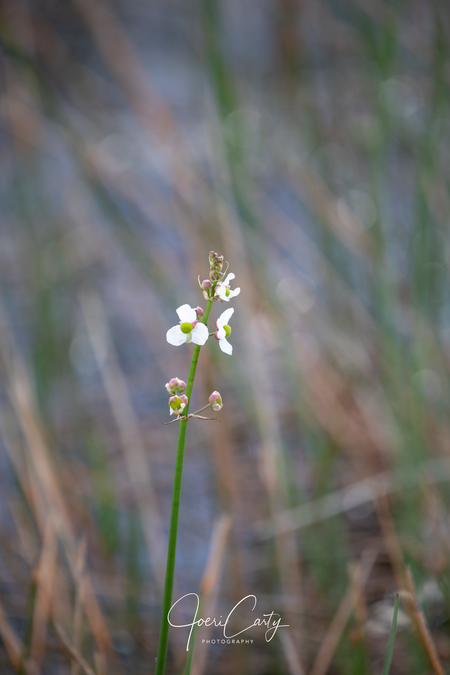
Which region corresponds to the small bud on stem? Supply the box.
[165,378,187,395]
[209,391,223,411]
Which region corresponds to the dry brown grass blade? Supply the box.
[0,302,115,662]
[350,560,368,637]
[79,291,166,592]
[198,515,233,598]
[6,495,38,565]
[260,189,378,335]
[215,203,306,670]
[295,166,375,259]
[258,458,450,539]
[54,623,97,675]
[377,496,445,675]
[29,521,58,675]
[190,514,232,675]
[278,630,306,675]
[308,547,378,675]
[71,0,175,141]
[404,568,445,675]
[260,195,398,470]
[295,352,388,465]
[376,494,408,593]
[71,536,87,675]
[93,652,106,675]
[0,595,23,670]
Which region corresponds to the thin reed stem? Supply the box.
[155,300,213,675]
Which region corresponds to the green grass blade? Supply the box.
[382,594,399,675]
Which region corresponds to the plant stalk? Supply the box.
[155,299,213,675]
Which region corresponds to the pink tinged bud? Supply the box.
[201,280,211,290]
[214,331,220,340]
[209,391,223,411]
[195,306,204,318]
[165,378,186,395]
[169,394,188,415]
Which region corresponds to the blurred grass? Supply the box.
[0,1,450,674]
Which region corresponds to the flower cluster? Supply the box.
[164,252,238,422]
[164,381,224,420]
[167,252,239,355]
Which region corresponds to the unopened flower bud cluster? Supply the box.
[198,251,241,303]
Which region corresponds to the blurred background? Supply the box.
[1,0,450,673]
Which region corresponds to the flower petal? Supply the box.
[217,307,234,327]
[219,337,233,355]
[191,322,209,345]
[229,287,240,298]
[176,304,196,323]
[216,326,226,339]
[166,325,186,346]
[216,286,226,301]
[223,272,235,285]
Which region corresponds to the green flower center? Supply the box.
[224,325,231,337]
[170,397,181,409]
[225,288,230,297]
[180,322,193,334]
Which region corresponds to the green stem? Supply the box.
[191,402,212,415]
[155,300,213,675]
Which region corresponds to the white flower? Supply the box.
[166,304,209,346]
[215,308,234,355]
[215,273,240,302]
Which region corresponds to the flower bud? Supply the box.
[195,306,204,318]
[209,251,225,280]
[200,280,211,290]
[165,377,187,395]
[209,251,223,269]
[169,394,188,415]
[209,391,223,411]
